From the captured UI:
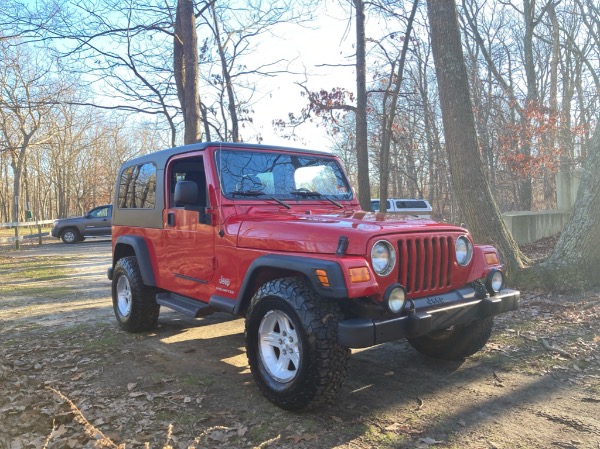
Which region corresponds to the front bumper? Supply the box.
[338,287,520,348]
[51,227,59,238]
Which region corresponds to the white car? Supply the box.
[370,198,432,217]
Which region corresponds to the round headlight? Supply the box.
[384,284,406,313]
[371,240,396,276]
[486,269,504,294]
[455,236,473,266]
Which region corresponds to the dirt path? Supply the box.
[1,242,599,449]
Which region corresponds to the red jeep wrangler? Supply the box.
[108,142,519,410]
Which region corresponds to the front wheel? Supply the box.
[407,317,494,360]
[60,228,80,244]
[112,256,160,332]
[245,278,349,411]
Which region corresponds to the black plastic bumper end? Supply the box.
[338,288,520,349]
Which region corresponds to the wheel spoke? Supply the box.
[116,276,132,317]
[261,331,280,346]
[287,348,299,368]
[275,353,291,374]
[281,315,295,337]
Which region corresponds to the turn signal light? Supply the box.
[315,269,330,287]
[349,267,371,283]
[485,252,499,265]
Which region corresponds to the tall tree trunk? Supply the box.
[524,124,600,290]
[211,2,239,142]
[426,0,528,274]
[174,0,201,145]
[544,2,560,206]
[354,0,371,210]
[378,0,418,212]
[517,0,538,210]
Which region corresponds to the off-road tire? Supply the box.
[60,228,80,244]
[112,256,160,332]
[245,277,350,411]
[407,316,494,360]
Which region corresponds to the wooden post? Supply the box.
[37,223,42,245]
[14,224,20,250]
[14,196,20,250]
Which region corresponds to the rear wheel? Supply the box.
[60,228,80,244]
[245,277,349,410]
[407,317,494,360]
[112,256,160,332]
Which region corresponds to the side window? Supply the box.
[90,207,109,218]
[118,163,157,209]
[168,157,208,208]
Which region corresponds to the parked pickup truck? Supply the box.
[51,205,112,243]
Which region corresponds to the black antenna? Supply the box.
[217,143,225,237]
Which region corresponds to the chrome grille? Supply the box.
[398,235,453,294]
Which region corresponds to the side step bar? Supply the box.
[156,293,215,318]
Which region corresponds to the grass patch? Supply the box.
[160,410,210,429]
[0,226,53,239]
[0,285,75,297]
[82,333,125,351]
[180,374,206,388]
[0,256,76,279]
[363,423,407,447]
[0,256,79,296]
[247,420,275,444]
[41,322,113,341]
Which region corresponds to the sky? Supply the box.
[241,2,358,150]
[14,0,359,151]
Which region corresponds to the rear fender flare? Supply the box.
[113,235,156,286]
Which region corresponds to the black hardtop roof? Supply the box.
[120,141,335,170]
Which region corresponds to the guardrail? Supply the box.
[0,219,55,249]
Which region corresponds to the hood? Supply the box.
[231,208,465,255]
[55,215,86,223]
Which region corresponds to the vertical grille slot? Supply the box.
[398,235,452,294]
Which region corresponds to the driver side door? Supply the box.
[159,154,216,300]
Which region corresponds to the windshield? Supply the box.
[216,149,353,201]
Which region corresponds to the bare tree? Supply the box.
[353,0,371,210]
[197,0,317,142]
[0,42,65,226]
[461,0,558,210]
[522,124,600,289]
[426,0,528,273]
[370,0,418,212]
[174,0,201,144]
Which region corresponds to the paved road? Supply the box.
[5,237,112,258]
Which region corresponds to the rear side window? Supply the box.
[118,163,157,209]
[394,200,428,209]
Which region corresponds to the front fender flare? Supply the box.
[219,255,349,316]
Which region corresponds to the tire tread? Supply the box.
[246,277,349,410]
[112,256,160,332]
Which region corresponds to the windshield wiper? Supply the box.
[230,190,263,197]
[230,190,291,209]
[290,189,344,209]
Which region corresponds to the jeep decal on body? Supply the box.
[107,141,520,410]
